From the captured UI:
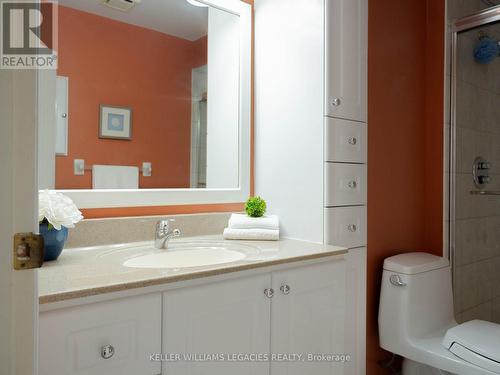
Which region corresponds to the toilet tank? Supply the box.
[378,252,455,354]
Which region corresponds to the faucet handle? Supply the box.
[154,219,181,249]
[156,219,180,236]
[156,219,171,232]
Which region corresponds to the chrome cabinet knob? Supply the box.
[347,224,357,232]
[347,137,357,145]
[280,285,291,295]
[61,113,67,118]
[264,288,274,298]
[331,98,341,106]
[347,180,357,189]
[101,344,115,359]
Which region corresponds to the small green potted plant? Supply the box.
[245,196,267,217]
[39,190,83,261]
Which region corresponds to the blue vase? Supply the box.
[39,223,68,261]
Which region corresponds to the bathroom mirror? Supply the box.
[38,0,251,208]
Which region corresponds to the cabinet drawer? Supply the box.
[325,206,366,248]
[325,117,367,163]
[325,163,366,206]
[39,293,161,375]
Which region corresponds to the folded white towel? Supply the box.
[92,165,139,189]
[223,228,279,241]
[228,213,279,230]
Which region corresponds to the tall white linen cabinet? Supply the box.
[255,0,368,374]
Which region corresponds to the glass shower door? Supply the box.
[451,15,500,324]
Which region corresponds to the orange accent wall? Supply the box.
[367,0,445,374]
[424,0,445,257]
[56,6,207,189]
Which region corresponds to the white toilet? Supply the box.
[378,252,500,375]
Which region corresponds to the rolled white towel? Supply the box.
[223,228,279,241]
[228,213,279,230]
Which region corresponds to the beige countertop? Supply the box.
[39,235,347,304]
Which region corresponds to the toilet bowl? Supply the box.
[378,252,500,375]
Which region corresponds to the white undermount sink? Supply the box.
[123,241,260,269]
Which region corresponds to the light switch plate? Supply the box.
[74,159,84,175]
[142,162,152,177]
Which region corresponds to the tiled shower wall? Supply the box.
[448,0,492,20]
[448,0,500,323]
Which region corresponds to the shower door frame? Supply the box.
[448,5,500,278]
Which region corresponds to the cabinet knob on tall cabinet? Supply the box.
[347,137,357,145]
[331,98,341,106]
[347,224,357,232]
[101,344,115,359]
[264,288,274,298]
[280,285,291,295]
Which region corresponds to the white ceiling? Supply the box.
[58,0,208,41]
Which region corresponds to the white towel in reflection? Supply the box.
[92,165,139,189]
[228,213,279,230]
[223,228,279,241]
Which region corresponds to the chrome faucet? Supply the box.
[154,219,181,249]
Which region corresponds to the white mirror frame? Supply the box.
[54,0,252,209]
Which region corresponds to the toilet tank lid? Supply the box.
[383,252,449,274]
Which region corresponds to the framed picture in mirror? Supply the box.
[99,105,132,140]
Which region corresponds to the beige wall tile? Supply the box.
[448,0,488,21]
[459,301,492,323]
[492,296,500,323]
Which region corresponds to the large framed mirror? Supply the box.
[38,0,251,208]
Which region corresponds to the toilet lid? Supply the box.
[443,320,500,373]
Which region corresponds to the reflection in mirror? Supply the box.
[47,0,240,190]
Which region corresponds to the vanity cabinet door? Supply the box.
[163,274,271,375]
[270,259,346,375]
[39,293,162,375]
[324,0,368,122]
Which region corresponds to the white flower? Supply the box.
[39,190,83,230]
